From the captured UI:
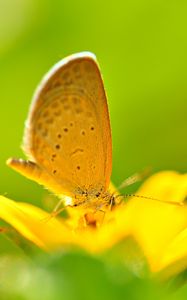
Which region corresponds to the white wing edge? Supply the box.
[33,51,97,105]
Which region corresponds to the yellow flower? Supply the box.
[0,171,187,279]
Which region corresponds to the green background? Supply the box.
[0,0,187,298]
[1,0,187,203]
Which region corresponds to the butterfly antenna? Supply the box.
[116,193,184,206]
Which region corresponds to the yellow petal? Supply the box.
[159,227,187,279]
[0,196,74,250]
[1,171,187,279]
[117,171,187,273]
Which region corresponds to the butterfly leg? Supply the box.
[117,167,151,190]
[41,199,66,223]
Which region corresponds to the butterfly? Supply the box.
[7,52,115,211]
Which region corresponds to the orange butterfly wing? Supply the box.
[11,53,112,198]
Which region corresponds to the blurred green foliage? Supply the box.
[0,0,187,298]
[1,250,187,300]
[1,249,187,300]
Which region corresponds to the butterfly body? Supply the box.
[73,188,114,209]
[7,52,113,212]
